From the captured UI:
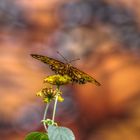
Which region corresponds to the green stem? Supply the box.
[43,103,50,132]
[52,85,59,121]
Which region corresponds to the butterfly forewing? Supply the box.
[69,66,101,86]
[31,54,67,75]
[31,54,101,86]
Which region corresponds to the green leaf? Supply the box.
[48,125,75,140]
[25,132,49,140]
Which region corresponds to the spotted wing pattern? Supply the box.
[68,66,101,86]
[31,54,68,75]
[31,54,101,86]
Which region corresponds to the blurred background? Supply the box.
[0,0,140,140]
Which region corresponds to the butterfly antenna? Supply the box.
[69,58,80,63]
[57,51,68,63]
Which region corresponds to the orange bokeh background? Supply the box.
[0,0,140,140]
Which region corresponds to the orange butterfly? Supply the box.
[31,54,101,86]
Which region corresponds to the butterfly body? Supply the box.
[31,54,101,86]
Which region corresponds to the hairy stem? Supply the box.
[43,103,50,132]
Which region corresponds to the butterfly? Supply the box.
[31,54,101,86]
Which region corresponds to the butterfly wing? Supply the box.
[31,54,67,75]
[31,54,101,86]
[69,66,101,86]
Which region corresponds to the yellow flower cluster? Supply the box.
[37,87,64,103]
[36,74,72,103]
[44,74,72,85]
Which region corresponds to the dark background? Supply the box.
[0,0,140,140]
